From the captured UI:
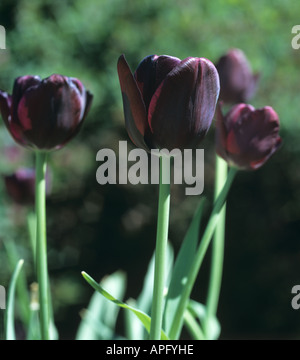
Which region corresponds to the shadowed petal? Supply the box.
[117,55,150,151]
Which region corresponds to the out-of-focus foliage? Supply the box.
[0,0,300,339]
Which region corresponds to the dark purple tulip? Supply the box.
[4,168,36,205]
[215,49,259,104]
[117,54,220,151]
[216,103,282,170]
[0,75,93,151]
[4,167,52,205]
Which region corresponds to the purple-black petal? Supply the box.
[134,55,181,111]
[148,57,220,150]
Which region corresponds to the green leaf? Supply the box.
[81,271,169,340]
[5,259,24,340]
[76,271,126,340]
[188,300,221,340]
[163,200,205,337]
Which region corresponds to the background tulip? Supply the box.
[0,74,93,151]
[216,103,282,170]
[215,49,259,104]
[118,54,220,151]
[4,168,35,205]
[4,167,52,206]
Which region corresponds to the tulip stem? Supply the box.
[205,155,228,339]
[168,167,237,340]
[150,156,171,340]
[35,151,50,340]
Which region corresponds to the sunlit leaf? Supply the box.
[81,271,169,340]
[76,271,126,340]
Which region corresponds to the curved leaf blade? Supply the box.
[5,259,24,340]
[81,271,169,340]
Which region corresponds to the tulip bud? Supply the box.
[215,103,282,170]
[0,75,93,151]
[117,54,220,151]
[215,49,259,104]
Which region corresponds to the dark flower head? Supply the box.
[4,167,52,206]
[0,74,93,151]
[117,54,220,151]
[216,103,282,170]
[215,48,259,104]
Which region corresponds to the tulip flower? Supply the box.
[215,103,282,170]
[0,73,93,340]
[215,49,259,104]
[0,74,93,151]
[117,54,220,151]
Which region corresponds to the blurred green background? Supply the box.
[0,0,300,339]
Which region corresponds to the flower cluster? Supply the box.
[118,50,281,171]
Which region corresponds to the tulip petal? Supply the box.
[0,91,30,147]
[117,55,150,151]
[134,54,181,110]
[148,57,219,150]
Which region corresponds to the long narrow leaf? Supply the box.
[163,200,205,334]
[76,271,126,340]
[81,271,169,340]
[5,259,24,340]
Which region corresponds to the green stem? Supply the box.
[205,156,228,338]
[35,151,50,340]
[168,167,237,340]
[184,310,205,340]
[150,156,171,340]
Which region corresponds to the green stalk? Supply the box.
[35,151,50,340]
[205,155,228,339]
[168,167,237,340]
[150,156,171,340]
